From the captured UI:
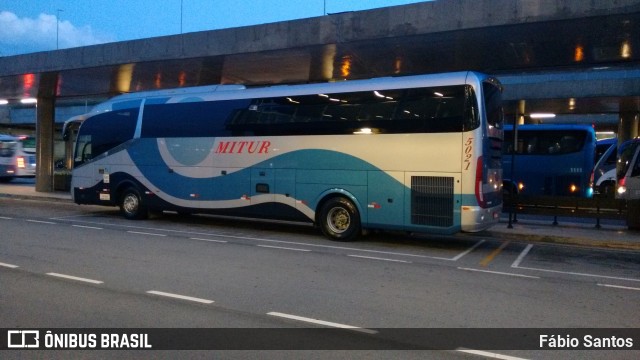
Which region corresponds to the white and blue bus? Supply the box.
[71,71,503,241]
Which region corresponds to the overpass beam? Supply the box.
[35,72,58,193]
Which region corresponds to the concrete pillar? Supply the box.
[35,72,58,193]
[618,98,639,144]
[308,44,337,82]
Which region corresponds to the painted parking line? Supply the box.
[451,240,486,261]
[147,290,214,304]
[54,217,485,262]
[348,255,411,264]
[511,244,533,268]
[597,283,640,291]
[72,224,104,230]
[456,349,529,360]
[27,219,57,225]
[267,312,377,334]
[257,245,311,252]
[513,266,640,282]
[458,267,540,279]
[127,231,167,237]
[46,272,104,284]
[191,237,228,243]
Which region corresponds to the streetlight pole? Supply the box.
[56,9,63,49]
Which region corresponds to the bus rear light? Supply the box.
[475,156,487,208]
[17,156,26,169]
[618,177,627,195]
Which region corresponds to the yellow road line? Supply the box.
[479,240,511,267]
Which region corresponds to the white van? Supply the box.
[0,134,37,181]
[616,138,640,200]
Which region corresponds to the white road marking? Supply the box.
[27,219,56,225]
[267,312,377,334]
[46,272,104,284]
[257,245,311,252]
[515,266,640,282]
[451,240,486,261]
[0,262,19,268]
[456,349,530,360]
[347,255,411,263]
[72,224,103,230]
[146,290,214,304]
[597,283,640,291]
[511,244,533,268]
[0,216,13,220]
[52,219,462,261]
[191,237,228,243]
[127,231,167,237]
[458,267,540,279]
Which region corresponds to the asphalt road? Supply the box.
[1,198,639,359]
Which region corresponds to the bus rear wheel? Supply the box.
[120,187,148,220]
[319,197,360,242]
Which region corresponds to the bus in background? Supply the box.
[503,124,596,198]
[71,71,503,241]
[0,134,37,182]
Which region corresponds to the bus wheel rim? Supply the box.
[327,207,350,233]
[123,194,139,214]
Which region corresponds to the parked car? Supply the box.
[592,138,617,197]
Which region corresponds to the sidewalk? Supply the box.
[1,181,639,250]
[486,216,640,251]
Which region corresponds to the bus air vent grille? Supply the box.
[411,176,454,227]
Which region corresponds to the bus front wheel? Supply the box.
[120,187,148,220]
[318,197,360,242]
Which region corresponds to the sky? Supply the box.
[0,0,426,56]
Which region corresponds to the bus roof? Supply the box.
[83,71,494,118]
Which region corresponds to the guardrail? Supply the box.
[503,194,628,228]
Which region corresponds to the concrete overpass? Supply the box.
[0,0,639,192]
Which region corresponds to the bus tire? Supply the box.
[120,186,148,220]
[318,197,360,242]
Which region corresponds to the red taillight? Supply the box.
[475,156,487,208]
[16,156,26,169]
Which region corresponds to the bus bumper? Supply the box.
[461,204,501,232]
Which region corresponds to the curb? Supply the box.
[0,192,73,203]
